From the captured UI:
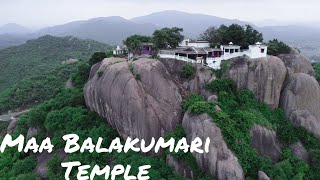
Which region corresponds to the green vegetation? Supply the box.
[184,78,320,179]
[89,51,111,66]
[135,74,141,80]
[312,63,320,81]
[181,64,196,78]
[267,39,291,56]
[129,63,134,74]
[123,35,152,53]
[124,27,184,53]
[211,61,231,78]
[200,24,263,49]
[165,126,212,179]
[0,63,79,114]
[152,27,184,49]
[0,52,204,179]
[0,35,111,92]
[97,70,104,78]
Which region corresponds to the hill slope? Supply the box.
[0,23,31,34]
[1,11,320,57]
[131,10,252,38]
[37,16,157,45]
[0,35,111,92]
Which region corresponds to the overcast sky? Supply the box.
[1,0,319,28]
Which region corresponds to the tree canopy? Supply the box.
[123,35,152,53]
[89,52,107,66]
[200,24,263,49]
[267,39,291,56]
[152,27,184,49]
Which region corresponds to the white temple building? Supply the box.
[159,40,268,69]
[113,46,127,55]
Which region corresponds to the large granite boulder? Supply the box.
[280,73,320,138]
[250,125,282,163]
[182,112,244,180]
[166,155,195,179]
[225,56,286,109]
[84,58,182,142]
[278,49,315,76]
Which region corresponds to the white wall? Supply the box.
[188,42,210,48]
[248,45,268,59]
[178,39,210,48]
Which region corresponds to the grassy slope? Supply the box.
[0,35,111,92]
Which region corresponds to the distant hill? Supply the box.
[0,23,31,34]
[0,35,111,92]
[0,24,34,49]
[131,10,252,38]
[37,16,157,45]
[0,34,35,49]
[1,11,320,57]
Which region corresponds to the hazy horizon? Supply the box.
[1,0,320,29]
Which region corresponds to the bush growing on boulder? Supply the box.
[89,52,108,66]
[181,64,195,78]
[97,70,103,78]
[267,39,291,56]
[312,63,320,81]
[184,78,313,179]
[205,78,237,93]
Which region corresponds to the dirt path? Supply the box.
[0,110,30,121]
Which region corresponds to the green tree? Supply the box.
[181,64,195,78]
[123,35,152,53]
[267,39,291,56]
[152,27,184,49]
[201,24,263,49]
[88,52,107,66]
[243,25,263,48]
[200,26,222,47]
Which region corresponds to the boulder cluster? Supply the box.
[83,49,319,179]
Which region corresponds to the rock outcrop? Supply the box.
[36,149,67,178]
[6,118,18,134]
[166,155,195,179]
[250,125,282,163]
[207,95,218,102]
[278,48,315,76]
[160,59,214,98]
[26,127,38,140]
[65,78,74,89]
[84,58,182,142]
[258,171,270,180]
[290,141,309,162]
[182,112,244,180]
[225,56,286,109]
[280,73,320,138]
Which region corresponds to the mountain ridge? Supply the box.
[1,10,320,59]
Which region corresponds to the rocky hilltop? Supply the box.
[225,56,286,109]
[225,51,320,138]
[85,58,182,142]
[84,51,320,179]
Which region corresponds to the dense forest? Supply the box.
[0,35,111,92]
